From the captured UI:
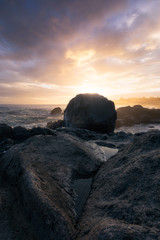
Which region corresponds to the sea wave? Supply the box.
[0,104,65,128]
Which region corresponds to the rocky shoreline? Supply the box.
[0,123,160,239]
[0,94,160,239]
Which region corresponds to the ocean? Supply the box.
[0,104,160,133]
[0,104,66,129]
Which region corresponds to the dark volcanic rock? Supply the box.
[116,105,160,127]
[50,107,62,115]
[47,120,65,130]
[13,126,30,141]
[77,130,160,239]
[0,123,13,140]
[56,128,133,150]
[29,126,55,136]
[13,126,55,142]
[95,141,116,148]
[56,127,108,141]
[0,133,105,240]
[0,124,57,155]
[64,94,117,133]
[0,139,14,156]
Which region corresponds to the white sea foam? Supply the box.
[0,104,66,128]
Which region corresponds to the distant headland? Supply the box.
[114,97,160,108]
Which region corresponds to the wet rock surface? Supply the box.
[64,94,117,133]
[0,133,105,240]
[0,120,160,240]
[77,130,160,240]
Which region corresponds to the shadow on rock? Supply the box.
[0,133,105,240]
[77,130,160,240]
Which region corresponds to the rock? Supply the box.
[64,94,117,133]
[29,126,56,136]
[13,126,30,141]
[77,130,160,239]
[47,120,65,130]
[116,105,160,127]
[0,125,57,155]
[0,139,14,156]
[50,107,62,115]
[0,133,105,239]
[95,141,116,148]
[97,131,133,150]
[13,126,56,144]
[110,131,133,141]
[56,127,108,141]
[0,123,13,140]
[56,128,133,149]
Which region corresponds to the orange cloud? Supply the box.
[0,0,160,103]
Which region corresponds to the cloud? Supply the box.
[0,0,160,103]
[0,0,127,50]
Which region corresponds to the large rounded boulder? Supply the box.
[64,94,117,133]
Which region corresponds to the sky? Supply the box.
[0,0,160,104]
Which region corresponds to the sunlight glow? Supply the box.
[66,49,95,66]
[29,83,59,89]
[74,84,106,96]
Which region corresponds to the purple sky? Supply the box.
[0,0,160,104]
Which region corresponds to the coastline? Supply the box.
[0,123,160,239]
[0,99,160,239]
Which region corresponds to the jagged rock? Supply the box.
[56,128,133,150]
[77,130,160,239]
[47,120,65,130]
[0,133,105,240]
[13,126,30,141]
[0,139,14,156]
[50,107,62,115]
[0,123,13,140]
[64,94,117,133]
[116,105,160,127]
[29,126,55,136]
[0,125,57,155]
[56,127,108,141]
[13,126,55,142]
